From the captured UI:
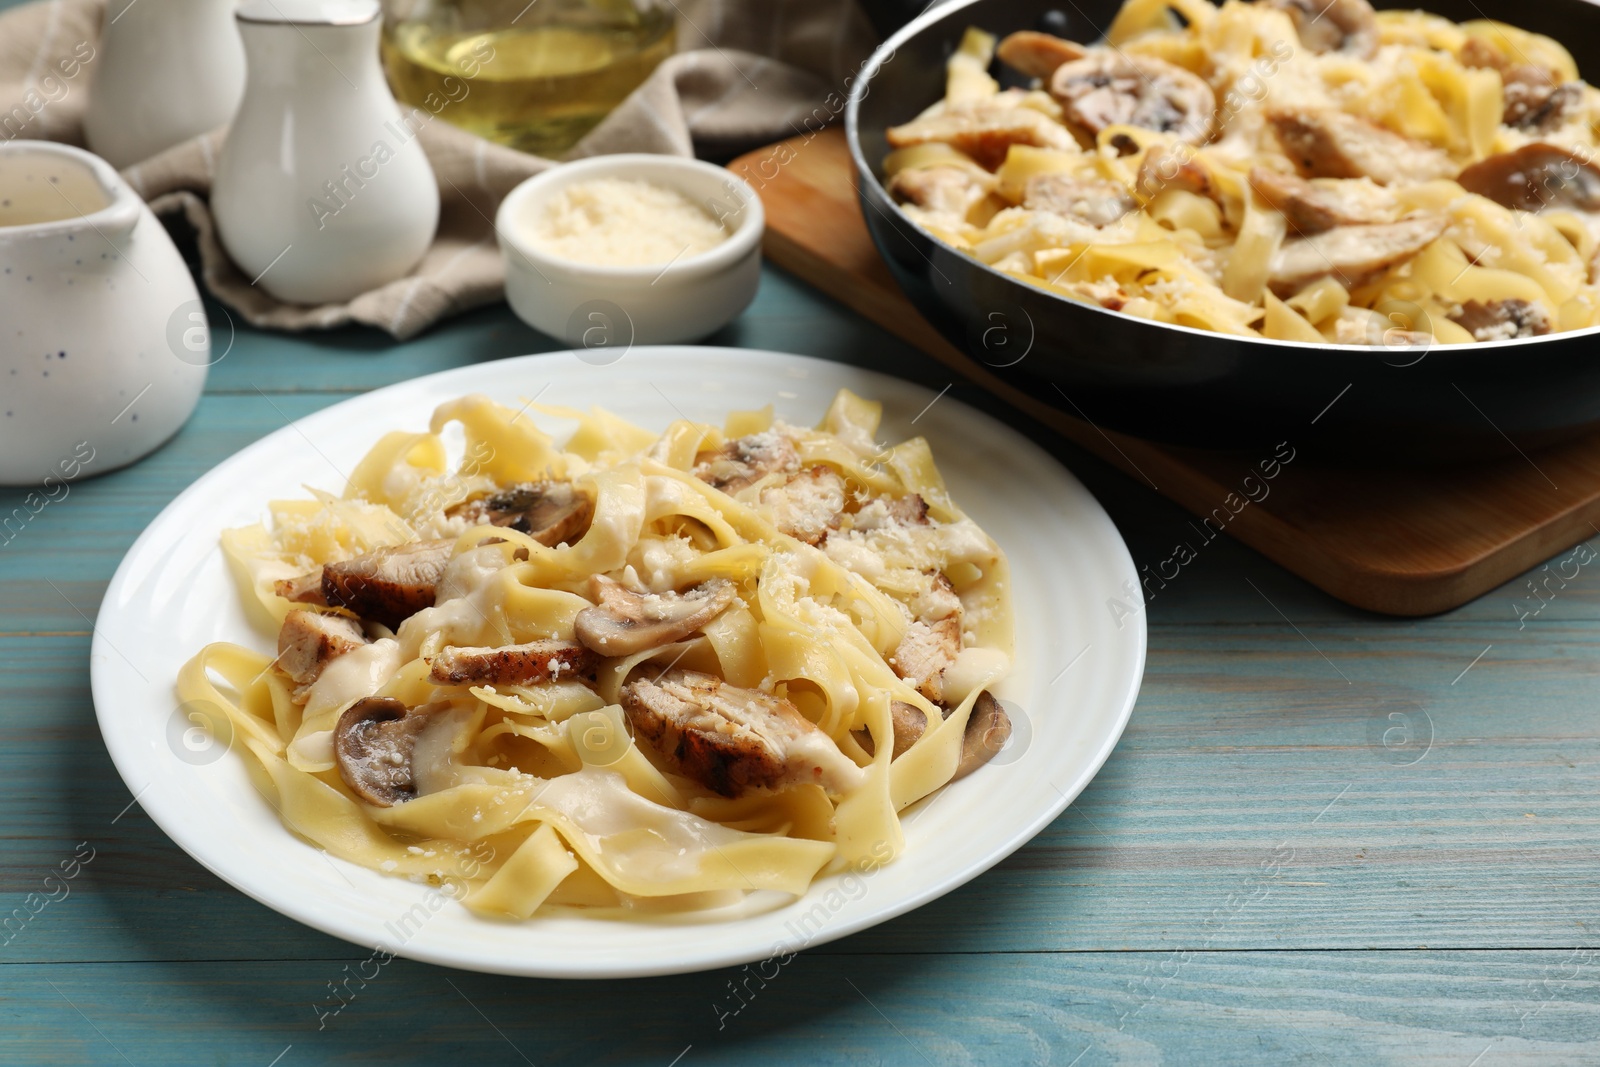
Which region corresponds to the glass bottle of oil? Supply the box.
[382,0,675,157]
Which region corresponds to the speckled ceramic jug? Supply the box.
[0,142,209,486]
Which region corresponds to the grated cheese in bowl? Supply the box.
[523,177,730,268]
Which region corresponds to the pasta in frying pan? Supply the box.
[885,0,1600,345]
[176,390,1015,919]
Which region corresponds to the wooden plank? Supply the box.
[730,129,1600,618]
[4,953,1598,1064]
[4,626,1596,964]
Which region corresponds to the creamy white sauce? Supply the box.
[303,637,405,718]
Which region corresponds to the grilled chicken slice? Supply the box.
[886,97,1081,171]
[446,481,593,547]
[883,493,931,526]
[621,669,862,798]
[334,696,444,807]
[1051,53,1216,146]
[1261,0,1378,59]
[761,466,848,546]
[274,540,455,630]
[1457,144,1600,213]
[693,431,801,495]
[1250,168,1382,235]
[277,609,370,699]
[1268,109,1457,185]
[852,700,928,761]
[1268,216,1447,296]
[574,575,736,658]
[996,30,1088,82]
[1137,144,1215,201]
[428,639,598,686]
[892,616,963,705]
[951,691,1013,781]
[1449,299,1552,341]
[1023,174,1138,227]
[887,164,995,220]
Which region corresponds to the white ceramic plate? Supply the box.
[91,347,1145,978]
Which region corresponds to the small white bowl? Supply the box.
[496,154,764,349]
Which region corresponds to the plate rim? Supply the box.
[90,345,1147,978]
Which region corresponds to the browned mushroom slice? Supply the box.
[277,609,370,698]
[1023,173,1138,227]
[1249,167,1380,235]
[761,466,848,546]
[574,575,736,658]
[1267,109,1456,185]
[1050,53,1216,146]
[886,99,1082,171]
[887,165,995,219]
[334,696,445,807]
[693,431,801,495]
[447,481,593,547]
[1449,299,1553,341]
[852,700,928,761]
[1260,0,1378,59]
[428,639,598,686]
[317,539,455,630]
[950,691,1013,781]
[620,669,861,797]
[1503,71,1585,132]
[1136,144,1214,201]
[1267,216,1447,296]
[996,30,1089,82]
[1457,144,1600,213]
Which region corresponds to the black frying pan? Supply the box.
[845,0,1600,456]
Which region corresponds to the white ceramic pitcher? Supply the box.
[0,142,210,486]
[212,0,439,305]
[83,0,247,168]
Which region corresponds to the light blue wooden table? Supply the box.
[4,19,1600,1067]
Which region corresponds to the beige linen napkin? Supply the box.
[0,0,877,338]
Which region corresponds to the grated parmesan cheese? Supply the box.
[524,178,730,267]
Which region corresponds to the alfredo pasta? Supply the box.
[885,0,1600,345]
[177,391,1014,920]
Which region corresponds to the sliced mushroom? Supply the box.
[277,609,370,699]
[1504,72,1585,133]
[620,669,862,797]
[852,700,928,760]
[887,164,995,219]
[1023,173,1139,227]
[428,639,599,686]
[1456,144,1600,213]
[334,696,443,807]
[574,575,736,658]
[1449,299,1552,341]
[950,691,1013,781]
[1268,216,1447,296]
[693,431,801,495]
[1260,0,1378,59]
[887,97,1082,171]
[761,466,848,546]
[447,481,593,547]
[1250,167,1380,235]
[996,30,1089,82]
[1050,53,1217,146]
[1267,108,1457,185]
[1136,144,1215,201]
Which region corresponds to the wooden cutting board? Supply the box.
[729,128,1600,617]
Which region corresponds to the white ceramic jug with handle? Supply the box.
[212,0,439,305]
[0,142,210,486]
[83,0,247,168]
